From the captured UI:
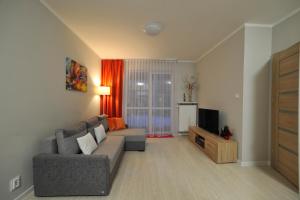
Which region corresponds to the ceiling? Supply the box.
[42,0,300,61]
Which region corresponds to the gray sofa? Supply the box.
[33,116,146,197]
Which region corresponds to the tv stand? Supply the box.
[189,126,237,163]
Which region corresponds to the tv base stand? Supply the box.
[189,126,237,163]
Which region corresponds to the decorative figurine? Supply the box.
[220,126,232,140]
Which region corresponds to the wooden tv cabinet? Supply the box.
[189,126,237,163]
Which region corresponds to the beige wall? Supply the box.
[242,26,272,163]
[272,12,300,54]
[0,0,100,199]
[196,26,272,163]
[196,29,245,159]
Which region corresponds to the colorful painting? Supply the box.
[66,57,87,92]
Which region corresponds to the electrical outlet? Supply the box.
[9,176,21,192]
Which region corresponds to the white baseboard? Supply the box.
[14,185,33,200]
[240,160,271,167]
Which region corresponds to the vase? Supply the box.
[188,88,192,102]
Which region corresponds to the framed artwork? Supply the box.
[65,57,87,92]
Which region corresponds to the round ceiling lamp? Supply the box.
[143,21,164,36]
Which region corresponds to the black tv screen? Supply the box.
[198,108,219,135]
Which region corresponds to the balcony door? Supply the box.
[124,60,174,135]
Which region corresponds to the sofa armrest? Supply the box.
[33,153,110,196]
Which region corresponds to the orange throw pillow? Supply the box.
[108,117,126,131]
[115,118,126,130]
[107,118,116,131]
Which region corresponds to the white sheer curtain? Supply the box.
[123,59,175,135]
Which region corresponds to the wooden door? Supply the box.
[272,43,299,187]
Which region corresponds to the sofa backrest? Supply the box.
[55,121,87,155]
[40,121,88,154]
[40,135,58,154]
[40,117,109,154]
[86,116,109,135]
[86,116,101,138]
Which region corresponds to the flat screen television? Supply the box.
[198,108,219,135]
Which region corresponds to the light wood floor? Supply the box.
[26,136,298,200]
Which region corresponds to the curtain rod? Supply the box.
[100,58,195,63]
[124,58,177,61]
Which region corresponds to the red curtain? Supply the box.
[100,59,124,117]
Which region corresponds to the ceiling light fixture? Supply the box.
[143,21,164,36]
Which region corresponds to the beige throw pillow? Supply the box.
[94,124,106,143]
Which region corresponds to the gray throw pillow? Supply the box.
[99,117,109,132]
[55,122,88,154]
[86,117,99,127]
[86,116,102,139]
[87,122,101,139]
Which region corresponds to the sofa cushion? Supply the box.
[107,118,116,131]
[94,124,106,143]
[86,116,101,138]
[98,115,109,132]
[92,136,125,172]
[86,116,100,127]
[55,122,87,155]
[107,118,126,131]
[77,133,98,155]
[109,128,146,142]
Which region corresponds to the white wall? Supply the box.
[0,0,100,199]
[173,62,197,133]
[242,26,272,163]
[196,29,245,159]
[272,11,300,54]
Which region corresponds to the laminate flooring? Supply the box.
[26,136,298,200]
